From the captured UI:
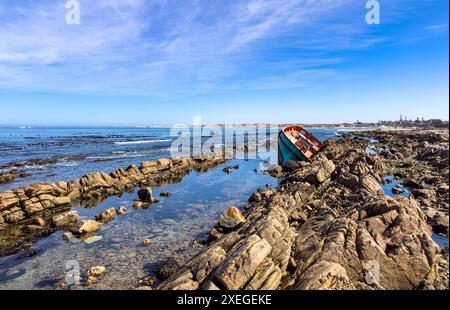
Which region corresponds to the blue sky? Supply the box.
[0,0,448,126]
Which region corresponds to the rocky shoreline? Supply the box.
[0,153,227,255]
[0,129,448,290]
[156,129,449,290]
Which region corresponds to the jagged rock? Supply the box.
[213,235,272,290]
[315,160,336,183]
[52,211,79,228]
[290,210,307,224]
[193,247,227,283]
[336,172,359,189]
[360,175,383,195]
[95,208,117,223]
[244,258,282,290]
[219,207,246,229]
[142,238,151,246]
[295,261,355,290]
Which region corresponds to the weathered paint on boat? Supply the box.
[278,125,324,164]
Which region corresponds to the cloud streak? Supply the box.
[0,0,442,96]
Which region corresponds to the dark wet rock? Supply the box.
[282,160,302,172]
[138,187,157,202]
[207,228,223,242]
[403,179,421,189]
[437,184,449,194]
[160,192,172,197]
[412,189,436,201]
[156,258,180,281]
[116,206,127,215]
[223,167,233,174]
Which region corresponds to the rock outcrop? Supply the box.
[158,130,448,291]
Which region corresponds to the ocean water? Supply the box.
[0,127,337,289]
[0,127,338,191]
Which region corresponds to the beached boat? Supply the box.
[278,125,324,163]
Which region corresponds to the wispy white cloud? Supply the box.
[426,23,449,33]
[0,0,432,96]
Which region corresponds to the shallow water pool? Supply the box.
[0,158,277,290]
